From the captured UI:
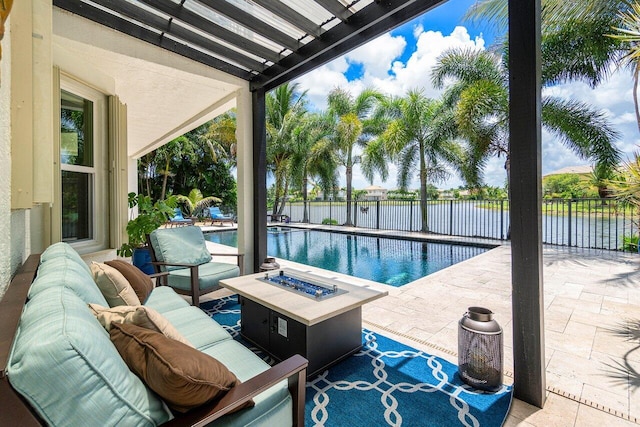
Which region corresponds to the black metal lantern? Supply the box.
[458,307,503,392]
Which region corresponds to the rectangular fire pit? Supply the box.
[220,269,388,377]
[258,269,348,299]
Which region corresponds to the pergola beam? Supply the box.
[312,0,351,22]
[89,0,266,72]
[508,0,546,408]
[136,0,283,63]
[53,0,253,79]
[251,0,443,91]
[197,0,300,52]
[252,0,323,38]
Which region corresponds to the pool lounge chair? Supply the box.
[208,206,234,226]
[167,207,194,227]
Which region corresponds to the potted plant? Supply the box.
[118,192,177,273]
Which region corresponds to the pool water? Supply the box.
[205,228,489,287]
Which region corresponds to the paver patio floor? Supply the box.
[208,233,640,426]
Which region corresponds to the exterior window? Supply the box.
[61,90,95,241]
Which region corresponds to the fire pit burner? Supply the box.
[258,269,348,300]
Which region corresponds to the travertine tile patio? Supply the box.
[207,232,640,426]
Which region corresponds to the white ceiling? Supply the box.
[53,9,245,158]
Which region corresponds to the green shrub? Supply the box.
[322,218,338,225]
[622,235,639,253]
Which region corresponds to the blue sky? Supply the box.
[294,0,638,191]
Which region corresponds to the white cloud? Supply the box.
[295,25,638,191]
[541,70,639,175]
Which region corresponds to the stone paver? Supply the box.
[205,235,640,426]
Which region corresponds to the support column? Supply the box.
[509,0,545,408]
[252,89,267,272]
[236,86,255,275]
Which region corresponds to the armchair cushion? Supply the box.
[105,260,154,303]
[91,262,141,306]
[167,261,240,291]
[149,226,212,270]
[110,323,253,413]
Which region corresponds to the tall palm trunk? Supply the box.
[277,178,289,216]
[419,144,429,232]
[160,157,170,200]
[634,63,640,133]
[272,166,284,216]
[302,175,309,223]
[345,165,353,226]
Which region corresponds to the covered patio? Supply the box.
[3,0,547,420]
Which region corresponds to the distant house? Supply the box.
[543,165,593,178]
[363,185,388,200]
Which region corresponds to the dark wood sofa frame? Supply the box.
[0,255,308,426]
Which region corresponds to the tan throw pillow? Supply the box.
[105,260,154,303]
[91,262,141,307]
[89,304,192,347]
[110,323,253,413]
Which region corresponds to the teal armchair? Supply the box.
[148,226,243,305]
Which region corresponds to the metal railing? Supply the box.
[272,198,640,251]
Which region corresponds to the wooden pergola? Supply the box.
[56,0,545,408]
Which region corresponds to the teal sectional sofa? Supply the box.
[0,243,307,426]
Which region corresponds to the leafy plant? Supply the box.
[622,235,639,253]
[117,193,178,257]
[176,188,221,217]
[321,218,338,225]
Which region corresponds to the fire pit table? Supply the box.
[220,268,388,377]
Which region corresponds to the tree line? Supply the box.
[140,0,640,232]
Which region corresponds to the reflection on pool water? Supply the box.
[205,228,489,287]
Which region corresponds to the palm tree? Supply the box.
[175,188,221,217]
[326,87,384,226]
[203,111,238,165]
[154,136,196,200]
[465,0,632,125]
[266,83,308,217]
[289,114,338,223]
[611,2,640,132]
[368,90,466,232]
[432,48,621,189]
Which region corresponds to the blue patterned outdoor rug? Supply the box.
[201,296,512,427]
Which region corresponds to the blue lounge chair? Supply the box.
[148,226,243,305]
[168,208,194,227]
[208,206,234,226]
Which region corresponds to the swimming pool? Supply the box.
[205,228,489,287]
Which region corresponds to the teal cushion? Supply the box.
[8,287,171,427]
[167,262,239,291]
[29,256,108,305]
[144,286,191,314]
[40,242,91,276]
[159,306,232,350]
[201,340,292,427]
[149,226,211,270]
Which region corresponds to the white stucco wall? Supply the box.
[0,14,11,297]
[0,14,30,298]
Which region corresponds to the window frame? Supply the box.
[58,77,109,254]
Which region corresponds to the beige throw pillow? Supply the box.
[90,262,141,307]
[89,303,192,347]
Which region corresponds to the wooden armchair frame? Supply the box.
[147,235,244,306]
[0,255,308,427]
